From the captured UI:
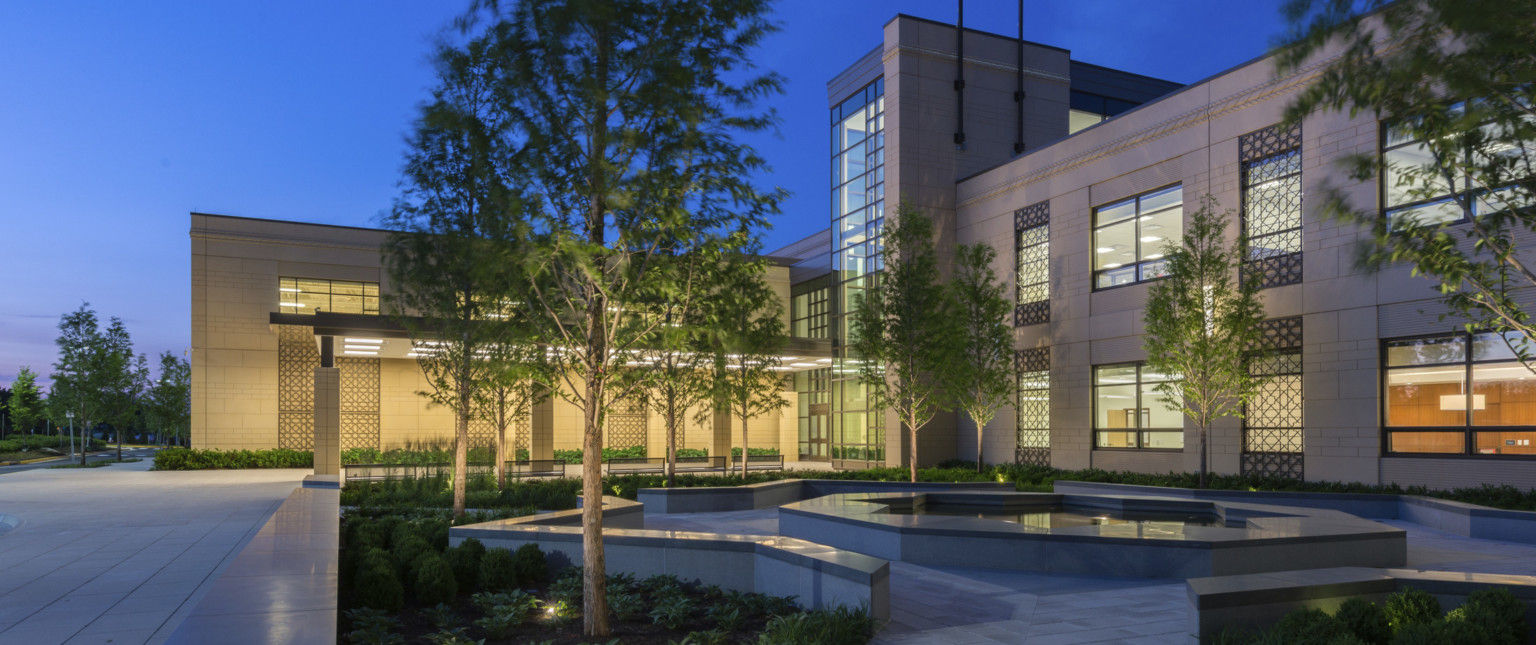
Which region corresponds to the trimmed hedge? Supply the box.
[1217,587,1528,645]
[151,447,312,470]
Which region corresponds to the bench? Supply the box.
[602,456,727,475]
[730,454,784,471]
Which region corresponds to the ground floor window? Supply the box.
[1383,331,1536,456]
[1093,363,1183,449]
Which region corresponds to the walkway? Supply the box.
[0,460,308,645]
[645,508,1536,644]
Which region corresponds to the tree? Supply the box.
[948,243,1014,471]
[701,254,788,479]
[52,304,133,464]
[1142,195,1267,488]
[1278,0,1536,361]
[631,251,717,488]
[382,26,523,519]
[8,368,44,436]
[105,350,150,460]
[146,352,191,447]
[478,341,551,489]
[852,203,957,482]
[462,0,784,634]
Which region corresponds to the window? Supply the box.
[1381,103,1533,227]
[1092,185,1183,289]
[1242,317,1304,479]
[1383,331,1536,456]
[1093,363,1183,449]
[1068,91,1142,135]
[1240,123,1303,288]
[1016,348,1050,465]
[278,277,379,315]
[1014,202,1049,326]
[791,277,830,339]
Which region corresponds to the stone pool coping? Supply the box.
[1053,480,1536,545]
[452,497,890,619]
[636,478,1014,514]
[778,491,1406,578]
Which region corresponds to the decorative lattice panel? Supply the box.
[277,326,319,450]
[1014,201,1050,327]
[467,417,496,450]
[1015,347,1051,466]
[1241,123,1303,289]
[1243,316,1303,479]
[605,399,648,450]
[337,357,380,452]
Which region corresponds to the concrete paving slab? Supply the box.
[0,462,306,645]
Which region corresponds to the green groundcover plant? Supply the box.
[151,447,312,470]
[0,435,107,457]
[1214,586,1527,645]
[338,512,875,644]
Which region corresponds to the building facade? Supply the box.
[190,12,1535,489]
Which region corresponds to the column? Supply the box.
[529,395,554,461]
[313,366,341,476]
[711,409,733,462]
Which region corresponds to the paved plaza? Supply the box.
[0,461,307,645]
[646,508,1536,644]
[5,462,1536,645]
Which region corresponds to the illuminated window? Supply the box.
[1384,331,1536,456]
[278,277,379,315]
[1092,185,1183,289]
[1093,363,1183,449]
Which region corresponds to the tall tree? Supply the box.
[948,243,1014,471]
[465,0,783,635]
[146,352,192,447]
[382,30,519,519]
[1142,195,1267,488]
[105,349,150,461]
[8,368,44,436]
[1278,0,1536,361]
[631,251,717,488]
[52,304,132,464]
[701,254,788,479]
[851,203,957,482]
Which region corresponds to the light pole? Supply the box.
[66,410,77,464]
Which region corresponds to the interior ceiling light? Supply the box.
[1140,236,1161,242]
[1096,247,1113,253]
[280,287,300,292]
[345,338,384,344]
[280,302,304,307]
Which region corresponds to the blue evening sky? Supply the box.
[0,1,1288,387]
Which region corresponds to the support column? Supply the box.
[529,395,554,461]
[313,366,341,477]
[711,409,733,461]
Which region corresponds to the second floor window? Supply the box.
[278,277,379,315]
[1093,185,1183,289]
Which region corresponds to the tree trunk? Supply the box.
[907,416,918,483]
[665,390,676,488]
[495,400,507,490]
[738,400,748,480]
[581,360,609,636]
[453,398,469,518]
[976,417,983,473]
[1198,424,1208,489]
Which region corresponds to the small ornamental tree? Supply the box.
[52,304,134,464]
[146,352,191,447]
[478,342,551,489]
[1278,0,1536,363]
[851,202,957,482]
[1142,195,1267,488]
[948,242,1014,471]
[8,367,45,436]
[700,252,788,479]
[382,30,516,518]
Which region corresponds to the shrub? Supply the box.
[1268,608,1351,644]
[151,447,312,470]
[445,539,484,591]
[1336,597,1392,645]
[729,447,780,457]
[512,543,547,585]
[757,606,874,645]
[354,549,404,612]
[343,607,404,645]
[421,603,456,630]
[549,568,584,605]
[411,553,457,606]
[1446,587,1528,645]
[1386,588,1441,632]
[609,591,647,622]
[675,448,708,458]
[479,547,518,592]
[392,536,434,581]
[1391,620,1488,645]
